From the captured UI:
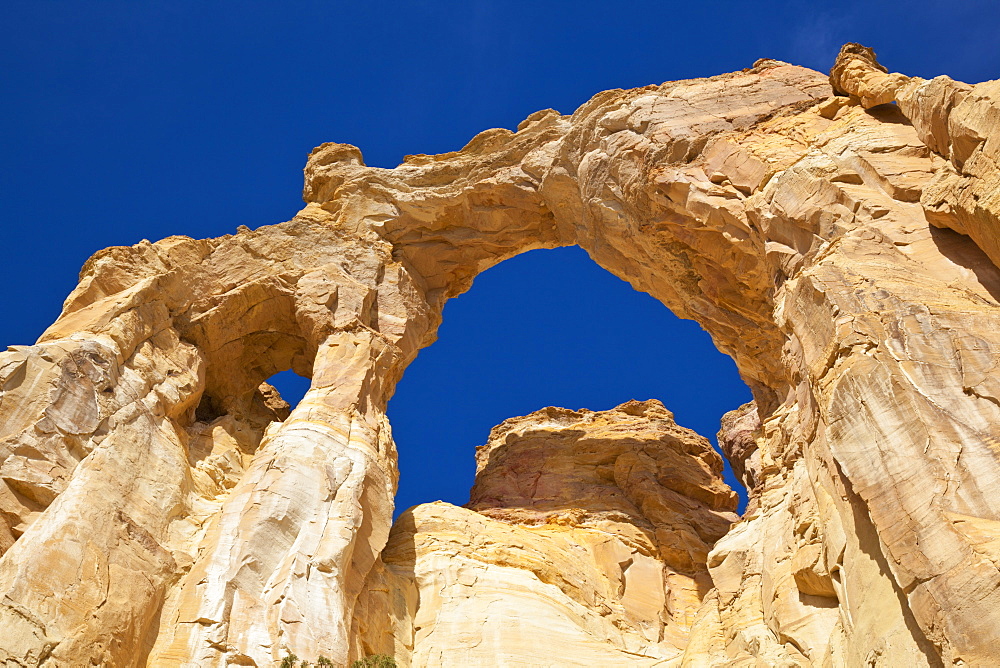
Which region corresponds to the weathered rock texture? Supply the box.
[1,43,1000,666]
[349,401,738,666]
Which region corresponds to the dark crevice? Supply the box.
[194,394,226,423]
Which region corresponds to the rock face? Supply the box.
[2,43,1000,665]
[349,401,738,666]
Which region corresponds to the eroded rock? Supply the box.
[353,401,738,666]
[0,43,998,665]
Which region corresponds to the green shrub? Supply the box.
[351,655,396,668]
[279,651,393,667]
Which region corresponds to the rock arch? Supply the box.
[0,45,999,665]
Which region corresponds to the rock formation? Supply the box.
[1,43,1000,666]
[349,401,738,666]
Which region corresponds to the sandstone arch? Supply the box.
[1,45,999,665]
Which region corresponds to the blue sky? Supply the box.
[3,1,998,513]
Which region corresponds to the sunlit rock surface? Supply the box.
[1,43,1000,665]
[350,401,737,666]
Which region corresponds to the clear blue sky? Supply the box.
[3,1,998,514]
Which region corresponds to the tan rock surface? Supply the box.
[0,44,999,665]
[352,400,738,667]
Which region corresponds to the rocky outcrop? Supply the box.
[717,402,761,494]
[349,401,738,666]
[1,43,1000,666]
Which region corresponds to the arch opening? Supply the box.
[267,367,312,411]
[387,245,752,516]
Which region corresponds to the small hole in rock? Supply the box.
[264,368,310,416]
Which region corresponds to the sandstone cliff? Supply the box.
[1,43,999,666]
